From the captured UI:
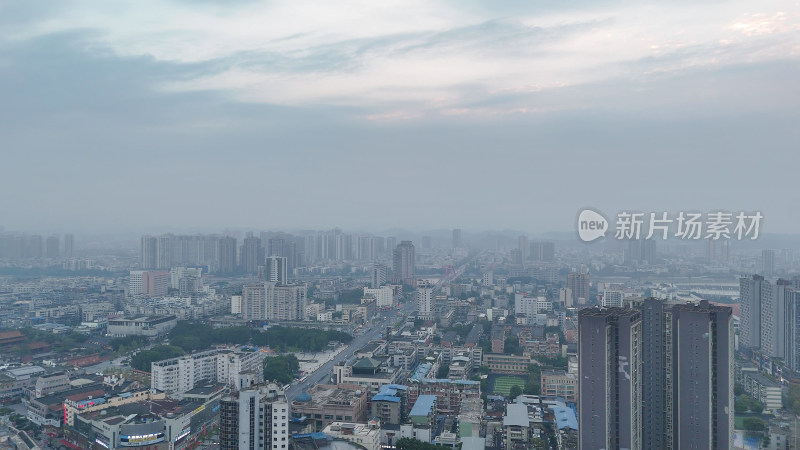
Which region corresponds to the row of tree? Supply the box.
[167,321,353,353]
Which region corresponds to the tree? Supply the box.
[787,384,800,413]
[263,355,300,385]
[742,417,767,432]
[130,345,184,372]
[509,385,523,400]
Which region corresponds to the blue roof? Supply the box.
[410,395,436,417]
[382,384,408,391]
[410,363,433,381]
[372,394,400,403]
[552,406,578,430]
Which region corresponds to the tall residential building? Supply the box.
[583,299,734,450]
[578,307,642,450]
[217,236,237,273]
[625,239,657,265]
[28,235,43,259]
[358,236,378,261]
[530,241,555,262]
[63,233,74,258]
[740,274,764,349]
[141,236,157,269]
[670,301,733,449]
[452,228,462,248]
[784,288,800,372]
[242,283,307,321]
[265,255,288,284]
[518,235,529,260]
[421,236,432,250]
[220,383,289,450]
[268,284,308,321]
[393,241,415,284]
[243,283,267,320]
[762,249,776,276]
[417,286,433,320]
[567,271,590,305]
[46,235,59,259]
[240,234,262,275]
[370,263,387,288]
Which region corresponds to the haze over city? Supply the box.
[2,0,799,234]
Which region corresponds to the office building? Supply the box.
[567,271,590,305]
[392,240,415,284]
[265,255,288,284]
[578,307,642,450]
[220,383,289,450]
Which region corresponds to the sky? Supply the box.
[1,0,799,235]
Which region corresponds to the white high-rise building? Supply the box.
[129,270,144,296]
[220,384,289,450]
[231,295,242,314]
[603,290,624,308]
[417,286,433,320]
[151,349,266,394]
[265,255,288,284]
[364,286,394,309]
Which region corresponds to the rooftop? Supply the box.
[551,405,578,430]
[503,403,529,428]
[409,395,436,417]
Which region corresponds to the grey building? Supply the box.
[578,307,642,450]
[392,241,415,284]
[617,298,734,450]
[671,301,733,449]
[740,274,764,349]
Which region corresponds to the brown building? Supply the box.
[567,272,590,305]
[290,384,368,432]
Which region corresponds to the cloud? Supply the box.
[3,0,797,119]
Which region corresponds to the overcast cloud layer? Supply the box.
[1,0,799,234]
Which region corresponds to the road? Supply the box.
[285,300,416,401]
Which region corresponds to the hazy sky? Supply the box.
[1,0,799,234]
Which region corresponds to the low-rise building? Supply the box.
[107,315,177,337]
[290,384,368,432]
[322,421,381,450]
[540,370,577,403]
